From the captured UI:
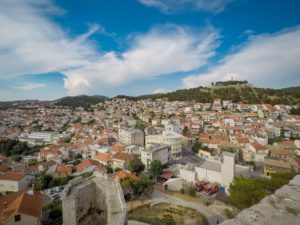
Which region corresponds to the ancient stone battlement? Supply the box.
[220,175,300,225]
[62,173,128,225]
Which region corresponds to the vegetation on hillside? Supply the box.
[116,85,300,105]
[54,95,108,108]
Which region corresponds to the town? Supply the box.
[0,90,300,225]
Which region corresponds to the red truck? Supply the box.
[203,183,220,195]
[195,180,209,191]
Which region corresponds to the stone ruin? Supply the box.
[61,173,128,225]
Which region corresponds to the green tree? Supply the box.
[28,159,38,166]
[229,177,267,209]
[149,160,163,181]
[182,126,189,136]
[128,158,145,175]
[12,155,22,162]
[192,140,202,154]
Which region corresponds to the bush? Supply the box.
[224,208,235,219]
[180,188,185,194]
[187,185,196,197]
[12,155,22,162]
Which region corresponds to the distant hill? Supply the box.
[116,86,300,105]
[54,95,109,108]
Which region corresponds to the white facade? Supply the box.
[165,124,183,135]
[0,175,33,193]
[146,131,182,159]
[178,152,250,194]
[141,144,169,170]
[221,152,235,192]
[119,127,144,146]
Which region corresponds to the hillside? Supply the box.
[54,95,109,108]
[116,86,300,105]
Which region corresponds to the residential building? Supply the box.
[141,144,170,170]
[146,131,182,159]
[112,152,134,170]
[0,172,33,193]
[119,127,144,146]
[264,157,293,175]
[0,188,42,225]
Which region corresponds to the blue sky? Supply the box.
[1,0,300,100]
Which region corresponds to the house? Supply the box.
[54,164,72,178]
[76,159,101,173]
[38,146,62,164]
[141,144,169,170]
[93,152,112,166]
[290,157,300,173]
[0,172,33,193]
[0,188,42,225]
[112,152,134,170]
[264,157,293,175]
[270,149,296,160]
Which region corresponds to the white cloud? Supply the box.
[64,25,220,95]
[183,27,300,89]
[0,0,220,96]
[15,82,47,91]
[0,0,97,78]
[138,0,233,13]
[153,88,171,94]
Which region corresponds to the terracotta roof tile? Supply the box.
[0,172,26,181]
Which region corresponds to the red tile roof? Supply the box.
[114,171,138,180]
[0,189,42,223]
[0,172,26,181]
[95,152,112,162]
[76,159,100,173]
[113,152,133,161]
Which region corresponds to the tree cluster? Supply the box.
[229,173,293,209]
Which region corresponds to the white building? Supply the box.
[0,172,34,193]
[179,152,250,193]
[19,132,59,145]
[165,124,183,135]
[119,127,144,147]
[141,144,170,170]
[146,131,182,159]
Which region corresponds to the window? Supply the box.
[15,214,21,222]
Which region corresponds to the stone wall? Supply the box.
[62,173,127,225]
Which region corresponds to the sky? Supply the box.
[0,0,300,100]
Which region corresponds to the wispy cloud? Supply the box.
[183,27,300,89]
[14,82,47,91]
[138,0,233,13]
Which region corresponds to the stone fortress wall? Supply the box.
[61,172,128,225]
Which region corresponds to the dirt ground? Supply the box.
[128,202,208,225]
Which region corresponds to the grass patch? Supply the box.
[224,208,235,219]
